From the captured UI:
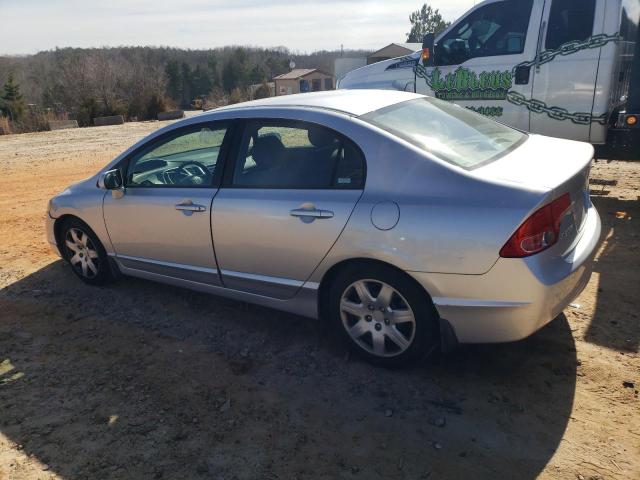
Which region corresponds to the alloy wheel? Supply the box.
[339,279,416,357]
[64,227,100,279]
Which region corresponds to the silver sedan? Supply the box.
[46,90,601,367]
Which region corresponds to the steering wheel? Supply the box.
[179,161,209,177]
[174,161,211,186]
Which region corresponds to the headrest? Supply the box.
[252,134,285,164]
[308,127,337,148]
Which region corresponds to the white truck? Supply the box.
[338,0,640,158]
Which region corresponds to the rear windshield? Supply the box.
[360,97,527,169]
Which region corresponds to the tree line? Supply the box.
[0,3,449,133]
[0,45,369,132]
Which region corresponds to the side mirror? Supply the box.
[98,169,123,190]
[421,33,436,66]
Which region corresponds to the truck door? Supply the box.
[415,0,542,131]
[529,0,605,141]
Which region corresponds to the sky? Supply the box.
[0,0,476,55]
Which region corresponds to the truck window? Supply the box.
[436,0,534,66]
[620,0,639,44]
[545,0,596,50]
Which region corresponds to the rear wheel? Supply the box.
[329,263,439,367]
[60,218,113,285]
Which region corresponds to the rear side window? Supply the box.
[361,98,527,169]
[437,0,534,65]
[545,0,596,50]
[231,121,365,189]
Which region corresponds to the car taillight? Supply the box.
[500,193,571,258]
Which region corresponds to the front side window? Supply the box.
[126,125,228,187]
[437,0,534,65]
[361,98,526,169]
[232,121,365,189]
[545,0,596,50]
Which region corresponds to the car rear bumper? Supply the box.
[409,204,601,344]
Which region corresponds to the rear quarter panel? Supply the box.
[309,127,549,280]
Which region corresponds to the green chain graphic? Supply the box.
[414,62,434,89]
[511,33,620,71]
[413,33,620,125]
[506,91,608,125]
[506,32,619,125]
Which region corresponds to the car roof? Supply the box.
[207,89,423,117]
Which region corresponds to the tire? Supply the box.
[60,217,113,286]
[329,263,439,368]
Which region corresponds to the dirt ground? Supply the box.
[0,121,638,480]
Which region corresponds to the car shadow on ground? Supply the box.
[587,195,640,352]
[1,260,578,479]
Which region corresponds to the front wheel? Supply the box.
[60,218,113,285]
[329,264,439,368]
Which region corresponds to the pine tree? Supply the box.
[192,65,213,97]
[249,64,267,85]
[221,49,250,93]
[207,54,220,88]
[406,4,450,43]
[180,62,193,108]
[265,56,288,79]
[1,72,26,121]
[165,60,181,102]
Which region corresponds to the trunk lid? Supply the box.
[473,134,594,252]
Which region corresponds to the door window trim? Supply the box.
[221,118,367,190]
[116,120,235,189]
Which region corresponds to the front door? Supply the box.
[530,0,605,141]
[211,120,366,299]
[103,123,230,285]
[416,0,542,130]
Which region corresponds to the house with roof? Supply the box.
[366,43,422,64]
[273,69,334,96]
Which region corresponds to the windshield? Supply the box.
[360,97,527,169]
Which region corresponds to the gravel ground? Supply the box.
[0,122,638,480]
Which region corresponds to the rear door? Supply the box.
[416,0,542,130]
[211,119,365,299]
[530,0,605,141]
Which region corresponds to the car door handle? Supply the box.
[289,208,334,219]
[175,202,206,213]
